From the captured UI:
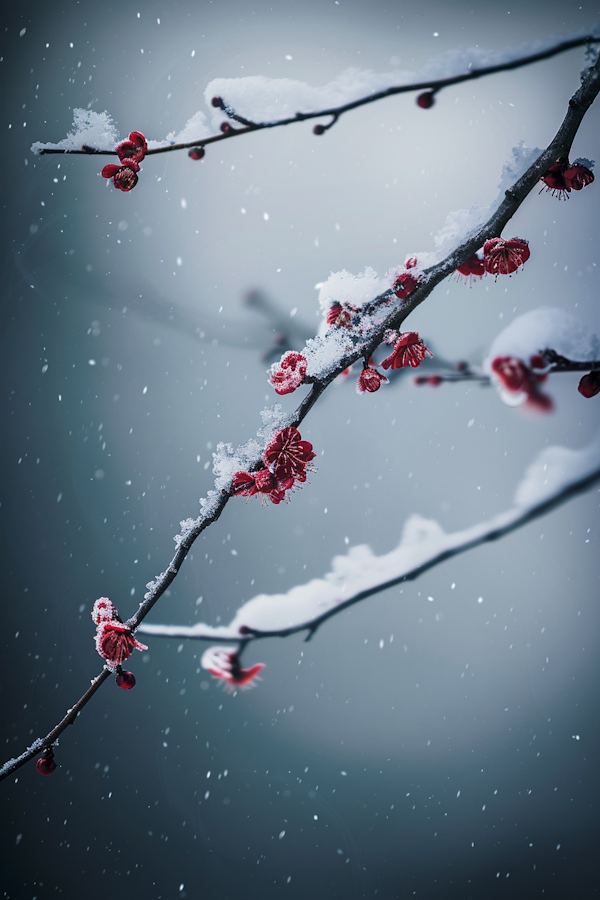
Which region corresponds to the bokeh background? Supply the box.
[1,1,599,898]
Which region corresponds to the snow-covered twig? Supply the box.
[139,433,600,648]
[32,31,600,158]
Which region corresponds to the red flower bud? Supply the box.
[188,147,205,160]
[116,670,137,690]
[232,463,297,505]
[92,597,118,625]
[115,131,147,164]
[357,367,388,393]
[269,351,307,395]
[578,371,600,398]
[220,122,231,134]
[211,96,224,108]
[416,92,435,109]
[313,124,326,135]
[393,272,419,299]
[36,750,57,776]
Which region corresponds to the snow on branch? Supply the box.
[139,432,600,649]
[31,29,600,159]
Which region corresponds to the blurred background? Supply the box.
[1,1,599,897]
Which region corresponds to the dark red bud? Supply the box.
[188,147,205,160]
[427,375,443,386]
[36,751,57,776]
[313,124,326,135]
[220,122,231,134]
[116,670,136,690]
[416,92,435,109]
[455,361,468,372]
[578,371,600,398]
[211,96,224,108]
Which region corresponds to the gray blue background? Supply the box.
[1,1,599,898]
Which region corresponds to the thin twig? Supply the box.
[139,448,600,645]
[37,34,600,157]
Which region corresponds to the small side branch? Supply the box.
[140,435,600,648]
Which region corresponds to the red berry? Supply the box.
[36,752,57,776]
[188,147,205,160]
[211,96,224,108]
[416,92,435,109]
[578,371,600,398]
[220,122,231,134]
[116,670,137,690]
[313,124,326,135]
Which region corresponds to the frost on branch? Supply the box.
[139,433,600,649]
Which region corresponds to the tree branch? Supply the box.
[138,434,600,647]
[35,33,600,157]
[4,48,599,784]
